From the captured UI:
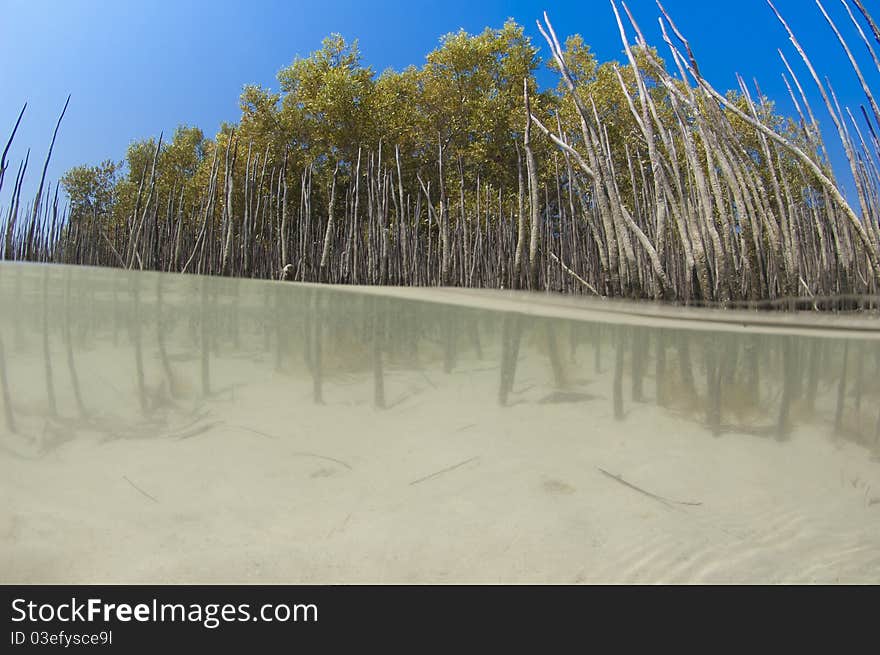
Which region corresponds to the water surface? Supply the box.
[1,263,878,583]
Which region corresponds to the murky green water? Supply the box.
[1,263,878,583]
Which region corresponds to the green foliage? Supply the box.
[278,34,376,163]
[107,125,209,228]
[60,159,120,219]
[62,18,810,239]
[419,20,542,182]
[547,34,597,90]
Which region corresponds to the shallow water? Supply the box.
[1,262,879,583]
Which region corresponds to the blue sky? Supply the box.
[2,0,879,203]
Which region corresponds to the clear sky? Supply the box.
[2,0,879,204]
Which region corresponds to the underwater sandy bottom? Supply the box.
[2,332,879,584]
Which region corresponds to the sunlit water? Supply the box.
[1,262,878,583]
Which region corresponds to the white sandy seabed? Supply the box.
[2,279,880,584]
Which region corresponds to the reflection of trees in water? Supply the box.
[63,270,86,419]
[305,289,325,405]
[132,274,148,414]
[41,268,57,418]
[199,277,211,398]
[1,267,879,459]
[703,335,722,436]
[155,275,177,398]
[613,328,625,420]
[371,298,385,410]
[655,331,667,408]
[563,321,878,449]
[13,267,23,349]
[777,336,797,439]
[498,314,522,407]
[0,329,15,433]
